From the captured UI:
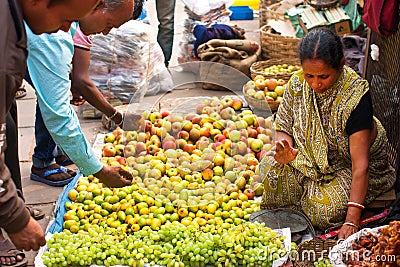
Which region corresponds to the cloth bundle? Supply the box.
[197,39,261,77]
[177,5,232,64]
[193,24,245,58]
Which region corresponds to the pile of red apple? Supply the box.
[101,96,274,204]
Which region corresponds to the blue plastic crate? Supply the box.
[229,6,254,20]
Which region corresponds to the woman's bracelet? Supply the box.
[343,222,359,229]
[106,109,118,121]
[347,201,365,210]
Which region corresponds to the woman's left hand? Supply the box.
[338,224,359,240]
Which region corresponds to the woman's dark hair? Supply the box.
[132,0,144,20]
[298,28,344,70]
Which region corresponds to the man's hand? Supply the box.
[8,217,46,251]
[273,139,298,164]
[70,88,85,106]
[95,166,133,188]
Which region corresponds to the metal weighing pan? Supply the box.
[249,208,315,235]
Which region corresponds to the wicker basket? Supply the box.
[294,239,337,267]
[243,85,280,111]
[250,59,301,80]
[259,0,281,27]
[305,0,339,9]
[260,25,301,60]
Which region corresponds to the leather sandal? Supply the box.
[30,164,74,187]
[26,207,45,221]
[0,240,27,267]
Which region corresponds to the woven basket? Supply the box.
[305,0,339,9]
[243,85,280,111]
[250,59,301,80]
[294,239,337,267]
[260,25,301,60]
[259,0,281,27]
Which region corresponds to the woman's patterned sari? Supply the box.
[260,66,396,230]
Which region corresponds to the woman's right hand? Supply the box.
[273,139,298,164]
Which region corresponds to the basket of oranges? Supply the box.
[243,74,286,112]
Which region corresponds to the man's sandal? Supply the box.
[15,86,27,99]
[30,166,74,187]
[0,240,27,267]
[26,207,45,221]
[54,156,77,176]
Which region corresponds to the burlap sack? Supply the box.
[197,39,261,90]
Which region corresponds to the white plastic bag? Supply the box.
[181,0,234,15]
[181,0,210,15]
[89,20,173,104]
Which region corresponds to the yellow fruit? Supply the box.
[63,220,77,230]
[266,91,278,99]
[69,225,79,233]
[117,211,126,222]
[68,189,78,201]
[274,85,285,97]
[108,195,120,204]
[76,185,87,192]
[117,190,127,200]
[181,218,192,226]
[253,75,265,81]
[254,79,266,90]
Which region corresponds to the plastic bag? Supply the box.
[88,20,173,105]
[182,0,234,16]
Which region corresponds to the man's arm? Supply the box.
[71,47,123,125]
[26,30,104,176]
[25,27,132,187]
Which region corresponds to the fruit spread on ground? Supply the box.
[42,96,290,267]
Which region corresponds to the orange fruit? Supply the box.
[267,78,278,91]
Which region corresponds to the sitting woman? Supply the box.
[260,28,396,239]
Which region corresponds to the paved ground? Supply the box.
[11,1,260,265]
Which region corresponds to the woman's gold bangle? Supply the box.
[343,222,359,229]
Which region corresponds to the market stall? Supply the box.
[36,84,297,266]
[33,0,400,265]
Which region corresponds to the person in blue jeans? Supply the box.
[28,0,144,187]
[156,0,176,67]
[27,70,76,186]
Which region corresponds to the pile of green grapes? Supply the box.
[42,222,287,267]
[313,258,333,267]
